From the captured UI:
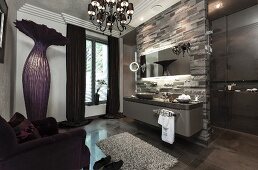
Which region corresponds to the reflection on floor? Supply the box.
[80,117,258,170]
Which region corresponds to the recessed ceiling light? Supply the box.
[140,17,144,21]
[151,5,163,12]
[215,2,223,9]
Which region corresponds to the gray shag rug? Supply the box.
[97,132,178,170]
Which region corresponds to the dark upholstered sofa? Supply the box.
[0,116,90,170]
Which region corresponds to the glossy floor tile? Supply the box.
[68,117,258,170]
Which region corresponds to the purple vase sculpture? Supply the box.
[14,20,67,121]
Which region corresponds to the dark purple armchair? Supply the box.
[0,116,90,170]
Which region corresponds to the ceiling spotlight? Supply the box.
[151,5,163,12]
[215,2,223,9]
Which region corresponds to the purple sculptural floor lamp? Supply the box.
[14,20,67,121]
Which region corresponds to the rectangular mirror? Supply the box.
[140,48,190,78]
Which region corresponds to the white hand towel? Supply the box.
[158,109,175,144]
[158,109,171,128]
[161,116,175,144]
[158,109,166,126]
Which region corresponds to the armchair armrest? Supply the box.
[2,129,89,170]
[32,117,58,136]
[14,129,86,156]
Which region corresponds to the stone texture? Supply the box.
[136,0,210,142]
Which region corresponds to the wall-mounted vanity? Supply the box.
[124,97,203,137]
[124,46,204,138]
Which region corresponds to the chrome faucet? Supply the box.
[136,87,142,92]
[227,83,236,90]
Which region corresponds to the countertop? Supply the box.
[124,97,203,110]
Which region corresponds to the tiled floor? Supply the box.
[77,117,258,170]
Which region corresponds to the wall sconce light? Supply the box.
[172,42,191,57]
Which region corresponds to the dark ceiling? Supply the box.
[208,0,258,20]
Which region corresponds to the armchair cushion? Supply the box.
[32,117,58,136]
[13,119,41,143]
[9,113,58,137]
[8,112,41,143]
[8,112,26,127]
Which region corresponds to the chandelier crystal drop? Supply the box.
[88,0,134,34]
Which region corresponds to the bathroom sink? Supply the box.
[135,93,155,100]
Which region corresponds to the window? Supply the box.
[86,38,108,105]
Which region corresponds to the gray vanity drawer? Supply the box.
[123,100,203,137]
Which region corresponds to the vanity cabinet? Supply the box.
[123,97,203,137]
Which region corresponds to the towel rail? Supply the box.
[153,109,178,117]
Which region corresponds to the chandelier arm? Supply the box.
[101,11,108,23]
[99,23,107,32]
[113,11,118,17]
[112,11,119,22]
[99,13,108,32]
[124,15,132,25]
[90,17,100,27]
[116,19,125,33]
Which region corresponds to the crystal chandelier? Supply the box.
[88,0,134,34]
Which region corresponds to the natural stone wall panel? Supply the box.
[191,69,208,76]
[136,0,210,143]
[192,75,207,81]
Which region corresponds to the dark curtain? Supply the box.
[106,36,120,116]
[66,24,86,123]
